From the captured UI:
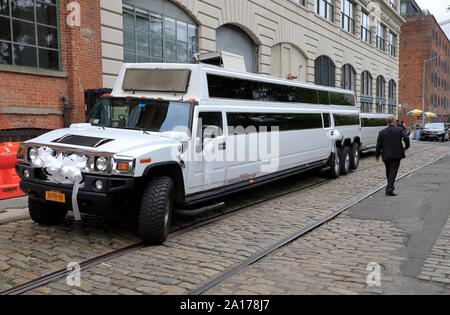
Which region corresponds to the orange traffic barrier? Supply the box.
[0,142,24,200]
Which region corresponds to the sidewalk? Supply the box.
[0,197,28,221]
[347,154,450,294]
[206,153,450,295]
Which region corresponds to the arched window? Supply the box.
[376,75,385,99]
[388,80,397,100]
[315,56,335,87]
[341,64,356,91]
[123,0,197,63]
[216,24,257,73]
[361,71,372,96]
[271,43,307,81]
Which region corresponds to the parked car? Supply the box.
[420,123,449,142]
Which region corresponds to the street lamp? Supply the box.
[422,54,444,126]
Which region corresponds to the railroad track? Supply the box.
[187,152,450,295]
[0,144,445,295]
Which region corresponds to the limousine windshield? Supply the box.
[87,97,192,132]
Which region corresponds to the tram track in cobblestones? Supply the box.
[186,152,450,295]
[0,144,445,295]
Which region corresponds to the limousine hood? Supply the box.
[26,124,188,156]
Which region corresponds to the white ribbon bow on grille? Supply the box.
[32,147,87,221]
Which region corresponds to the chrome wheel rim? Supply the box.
[354,149,359,165]
[345,154,350,172]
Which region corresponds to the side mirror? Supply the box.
[203,125,221,140]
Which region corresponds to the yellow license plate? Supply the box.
[428,135,433,137]
[45,191,66,203]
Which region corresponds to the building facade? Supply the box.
[0,0,103,142]
[101,0,403,115]
[1,0,404,141]
[399,15,450,125]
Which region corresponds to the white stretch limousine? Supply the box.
[359,113,390,153]
[16,64,362,244]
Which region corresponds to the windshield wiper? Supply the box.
[124,127,150,135]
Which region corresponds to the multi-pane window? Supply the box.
[388,105,396,115]
[123,3,197,64]
[341,0,354,34]
[376,102,384,113]
[0,0,59,70]
[315,55,335,87]
[341,64,355,91]
[376,24,385,51]
[315,0,334,21]
[361,11,371,43]
[361,102,372,113]
[376,76,385,99]
[389,32,396,57]
[361,71,372,96]
[388,80,396,100]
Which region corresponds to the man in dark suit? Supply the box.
[376,116,410,196]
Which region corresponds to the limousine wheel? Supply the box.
[28,198,69,225]
[340,147,351,175]
[139,176,174,245]
[328,149,341,179]
[349,143,360,170]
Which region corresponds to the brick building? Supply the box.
[399,14,450,125]
[0,0,103,142]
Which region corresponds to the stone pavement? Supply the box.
[207,153,450,295]
[16,141,448,295]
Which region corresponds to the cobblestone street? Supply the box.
[0,141,448,295]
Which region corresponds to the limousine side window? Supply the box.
[227,113,323,134]
[197,112,224,138]
[333,114,360,126]
[323,113,331,128]
[207,74,355,106]
[361,118,388,127]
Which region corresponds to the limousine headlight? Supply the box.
[28,147,39,161]
[95,156,108,171]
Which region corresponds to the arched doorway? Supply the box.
[216,24,257,73]
[271,43,307,81]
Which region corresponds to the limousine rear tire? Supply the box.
[340,146,351,176]
[350,143,360,170]
[28,198,69,225]
[138,176,174,245]
[328,149,341,179]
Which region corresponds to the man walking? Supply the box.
[376,116,410,196]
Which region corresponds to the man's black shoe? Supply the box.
[386,192,397,196]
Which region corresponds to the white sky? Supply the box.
[415,0,450,39]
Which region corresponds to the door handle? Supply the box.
[218,142,226,151]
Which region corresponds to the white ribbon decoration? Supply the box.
[32,147,87,221]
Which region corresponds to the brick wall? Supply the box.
[399,15,450,125]
[0,0,103,134]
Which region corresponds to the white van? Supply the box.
[359,113,390,152]
[16,64,362,244]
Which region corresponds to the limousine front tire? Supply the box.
[138,176,174,245]
[328,150,341,179]
[28,198,69,225]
